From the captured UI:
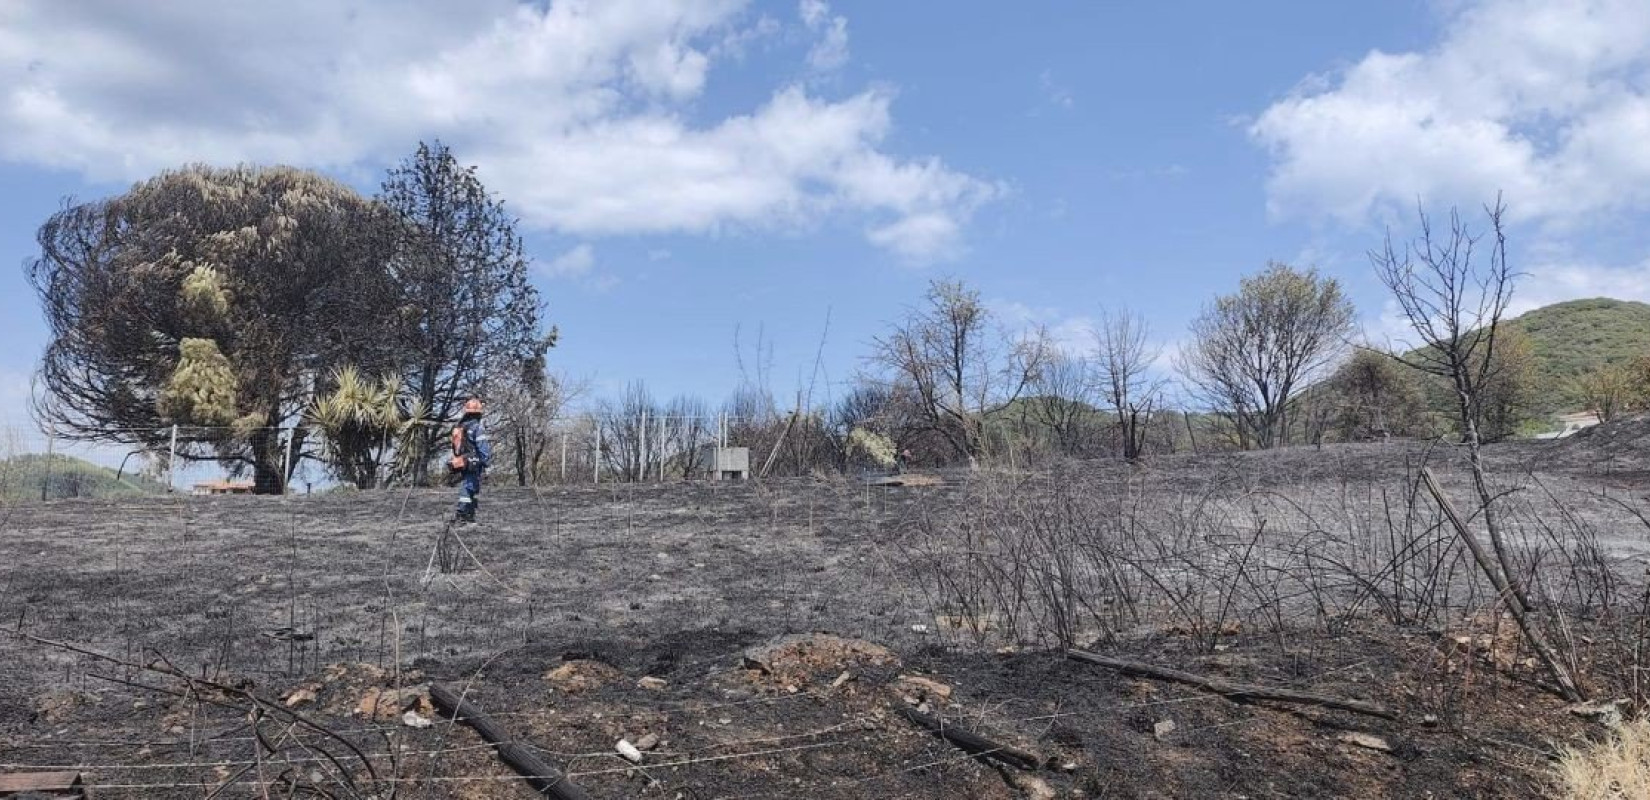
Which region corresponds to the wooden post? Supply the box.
[41,427,55,502]
[1420,466,1586,702]
[560,432,568,482]
[594,422,601,484]
[658,414,666,481]
[639,410,647,484]
[168,423,178,492]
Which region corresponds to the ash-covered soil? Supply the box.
[0,440,1643,798]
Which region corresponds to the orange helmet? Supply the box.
[462,397,484,416]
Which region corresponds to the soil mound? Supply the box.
[1553,412,1650,473]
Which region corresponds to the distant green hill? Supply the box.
[1503,298,1650,413]
[0,454,167,502]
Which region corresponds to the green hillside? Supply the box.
[1503,298,1650,413]
[0,453,167,502]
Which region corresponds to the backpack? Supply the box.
[449,424,470,472]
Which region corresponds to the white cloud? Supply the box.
[0,0,990,261]
[798,0,848,73]
[1509,259,1650,314]
[542,243,596,278]
[1251,0,1650,227]
[990,301,1093,357]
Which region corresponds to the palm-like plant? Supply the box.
[308,366,417,488]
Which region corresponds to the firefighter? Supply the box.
[450,397,491,523]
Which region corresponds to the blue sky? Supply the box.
[3,0,1650,425]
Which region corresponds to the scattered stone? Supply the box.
[545,660,624,694]
[830,671,854,690]
[1338,732,1393,753]
[401,710,432,729]
[895,674,954,700]
[1153,720,1177,741]
[637,676,668,691]
[616,738,644,764]
[356,687,428,720]
[34,689,91,723]
[741,633,897,675]
[1060,761,1079,772]
[911,624,931,634]
[635,732,660,751]
[1002,770,1057,800]
[1421,714,1439,727]
[282,687,318,708]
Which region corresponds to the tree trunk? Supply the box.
[249,427,284,495]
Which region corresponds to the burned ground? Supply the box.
[2,438,1649,798]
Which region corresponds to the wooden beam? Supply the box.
[1065,648,1396,720]
[896,706,1042,770]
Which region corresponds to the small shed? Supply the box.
[699,446,750,480]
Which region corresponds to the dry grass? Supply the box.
[1556,719,1650,799]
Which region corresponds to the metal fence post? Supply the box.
[167,424,178,493]
[41,427,55,502]
[639,410,647,484]
[594,422,601,484]
[658,415,666,481]
[282,426,296,495]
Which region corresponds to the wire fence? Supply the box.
[0,411,785,502]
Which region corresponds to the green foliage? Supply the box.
[1503,298,1650,413]
[307,366,414,489]
[0,454,165,502]
[157,338,238,426]
[1183,262,1356,449]
[1323,349,1432,440]
[1574,362,1640,422]
[1473,325,1538,442]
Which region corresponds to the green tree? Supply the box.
[1179,263,1356,449]
[1328,348,1429,440]
[1574,362,1635,424]
[30,165,397,492]
[1473,326,1537,441]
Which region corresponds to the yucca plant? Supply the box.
[308,366,414,489]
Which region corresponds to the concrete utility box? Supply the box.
[700,446,750,480]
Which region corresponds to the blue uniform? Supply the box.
[454,417,491,521]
